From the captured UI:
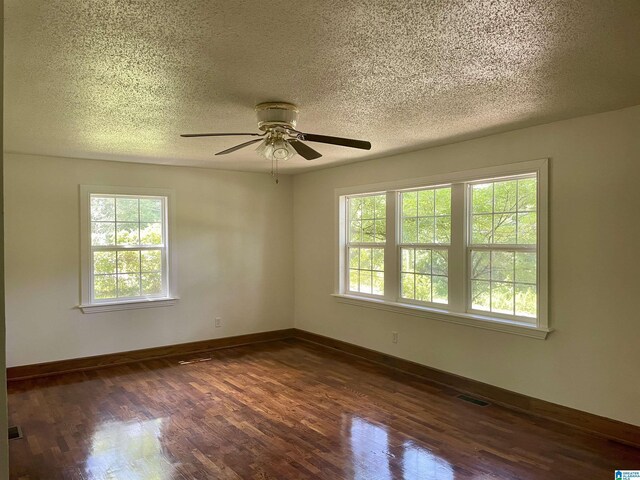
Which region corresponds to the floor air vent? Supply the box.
[457,394,490,407]
[8,426,23,440]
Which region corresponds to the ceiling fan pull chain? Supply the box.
[269,155,279,184]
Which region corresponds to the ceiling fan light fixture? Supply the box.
[256,137,296,162]
[256,138,275,161]
[272,138,296,161]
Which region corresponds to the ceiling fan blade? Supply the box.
[289,139,322,160]
[215,138,264,155]
[299,133,371,150]
[181,132,262,138]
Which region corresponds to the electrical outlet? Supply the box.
[215,317,222,328]
[392,331,398,344]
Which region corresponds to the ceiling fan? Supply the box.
[181,102,372,163]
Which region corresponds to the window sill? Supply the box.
[79,297,179,314]
[331,294,551,339]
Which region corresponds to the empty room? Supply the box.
[2,0,640,479]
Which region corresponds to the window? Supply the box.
[347,194,386,295]
[468,177,537,318]
[79,186,177,313]
[399,186,451,305]
[336,159,549,339]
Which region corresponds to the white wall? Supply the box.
[4,154,294,367]
[293,105,640,426]
[1,1,8,475]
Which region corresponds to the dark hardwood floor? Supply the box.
[7,339,639,479]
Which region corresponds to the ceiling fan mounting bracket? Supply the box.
[255,102,299,131]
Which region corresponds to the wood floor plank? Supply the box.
[8,340,639,479]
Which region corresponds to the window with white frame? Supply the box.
[468,176,537,318]
[399,186,451,305]
[336,160,549,338]
[346,194,386,295]
[80,186,176,312]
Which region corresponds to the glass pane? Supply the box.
[141,250,162,272]
[415,274,431,302]
[517,212,536,244]
[361,196,377,220]
[360,271,372,294]
[471,250,490,280]
[401,248,414,273]
[350,221,362,243]
[494,180,517,212]
[417,217,434,244]
[91,222,115,246]
[117,250,141,274]
[518,178,536,212]
[415,249,431,274]
[491,282,514,315]
[401,273,415,299]
[359,248,372,270]
[349,248,360,269]
[432,250,448,276]
[373,219,386,242]
[116,223,139,245]
[141,273,163,295]
[515,284,537,318]
[515,252,536,284]
[493,213,517,244]
[361,220,375,242]
[402,218,418,243]
[471,214,492,244]
[432,276,448,304]
[371,248,384,271]
[434,188,451,215]
[417,190,434,216]
[94,275,117,300]
[139,198,162,222]
[372,272,384,295]
[402,192,418,217]
[491,251,514,282]
[91,197,115,221]
[140,223,163,245]
[471,280,491,311]
[435,216,451,244]
[374,195,386,217]
[349,197,362,220]
[94,251,116,275]
[116,198,139,222]
[472,184,493,214]
[349,269,359,291]
[117,273,141,297]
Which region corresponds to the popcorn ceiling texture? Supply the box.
[5,0,640,173]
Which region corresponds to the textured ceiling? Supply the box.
[5,1,640,173]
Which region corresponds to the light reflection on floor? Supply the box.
[350,417,454,480]
[86,418,175,480]
[403,441,455,480]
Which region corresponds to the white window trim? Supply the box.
[344,192,388,298]
[334,159,550,339]
[79,185,179,314]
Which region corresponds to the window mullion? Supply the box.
[384,191,397,302]
[448,183,465,313]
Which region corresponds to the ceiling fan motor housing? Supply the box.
[255,102,298,131]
